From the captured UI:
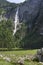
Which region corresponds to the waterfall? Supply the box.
[13,7,19,35]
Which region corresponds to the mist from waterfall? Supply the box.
[13,8,19,35]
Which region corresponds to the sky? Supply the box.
[7,0,25,3]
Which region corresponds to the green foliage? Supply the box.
[0,19,43,49]
[13,21,43,49]
[0,19,14,49]
[13,22,27,48]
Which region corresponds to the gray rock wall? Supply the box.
[19,0,43,34]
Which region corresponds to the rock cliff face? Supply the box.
[0,0,17,20]
[0,0,43,48]
[0,0,43,35]
[19,0,43,34]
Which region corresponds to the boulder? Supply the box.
[36,48,43,62]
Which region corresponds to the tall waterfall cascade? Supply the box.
[13,8,19,35]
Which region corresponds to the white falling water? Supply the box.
[13,8,19,35]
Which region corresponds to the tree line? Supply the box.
[0,19,43,50]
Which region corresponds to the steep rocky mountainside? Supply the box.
[0,0,43,49]
[0,0,18,20]
[0,0,17,7]
[19,0,43,35]
[17,0,43,49]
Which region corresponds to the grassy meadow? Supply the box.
[0,49,43,65]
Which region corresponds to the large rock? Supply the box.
[37,48,43,62]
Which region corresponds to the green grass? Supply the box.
[24,61,42,65]
[0,60,42,65]
[0,49,37,56]
[0,60,13,65]
[0,49,43,65]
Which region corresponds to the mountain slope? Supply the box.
[19,0,43,34]
[0,0,43,49]
[0,0,10,7]
[0,0,18,19]
[14,0,43,49]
